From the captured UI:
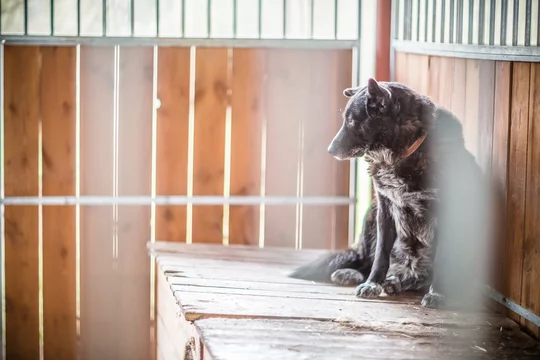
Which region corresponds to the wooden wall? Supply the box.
[2,45,351,359]
[395,52,540,339]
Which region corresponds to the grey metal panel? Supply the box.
[392,39,540,61]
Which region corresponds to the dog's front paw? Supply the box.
[331,269,365,286]
[382,275,401,296]
[421,291,445,308]
[355,281,383,298]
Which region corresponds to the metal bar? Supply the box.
[482,285,540,328]
[103,0,107,36]
[334,0,338,39]
[156,0,160,37]
[478,0,485,45]
[51,0,54,36]
[468,0,474,44]
[525,0,532,46]
[24,0,28,35]
[416,0,421,41]
[77,0,81,36]
[424,0,429,42]
[0,196,355,206]
[392,39,540,62]
[283,0,287,38]
[258,0,262,38]
[512,0,519,46]
[181,0,185,37]
[500,0,507,45]
[0,36,358,49]
[310,0,314,38]
[440,0,446,42]
[233,0,237,38]
[207,0,211,37]
[489,0,495,45]
[432,0,437,42]
[456,0,463,44]
[449,0,455,43]
[131,0,135,36]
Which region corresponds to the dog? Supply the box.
[289,78,491,308]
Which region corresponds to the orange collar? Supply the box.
[401,132,427,159]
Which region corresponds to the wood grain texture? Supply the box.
[437,56,454,111]
[3,45,40,360]
[116,47,153,360]
[40,46,77,360]
[192,47,229,244]
[263,50,306,248]
[464,59,480,157]
[394,51,408,84]
[79,46,117,360]
[301,50,351,249]
[229,48,265,246]
[156,47,191,243]
[505,62,531,324]
[427,56,440,103]
[476,60,496,173]
[522,62,540,337]
[153,243,540,359]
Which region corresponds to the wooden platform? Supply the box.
[151,243,540,360]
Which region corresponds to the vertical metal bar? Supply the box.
[334,0,338,39]
[416,0,421,41]
[310,0,314,38]
[77,0,81,36]
[402,0,408,40]
[478,0,485,45]
[258,0,262,38]
[156,0,160,37]
[50,0,55,35]
[283,0,287,38]
[468,0,474,44]
[500,0,507,45]
[456,0,463,44]
[525,0,532,46]
[512,0,519,45]
[440,0,446,43]
[131,0,135,36]
[102,0,107,36]
[424,0,429,41]
[181,0,185,37]
[538,0,540,47]
[24,0,28,35]
[432,0,437,42]
[489,0,495,45]
[207,0,212,37]
[233,0,237,38]
[449,0,455,43]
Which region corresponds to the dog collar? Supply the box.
[401,132,427,159]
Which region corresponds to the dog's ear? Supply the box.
[366,78,391,110]
[343,87,360,98]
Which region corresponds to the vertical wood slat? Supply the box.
[464,59,479,156]
[229,49,265,246]
[437,56,454,110]
[116,47,153,359]
[522,62,540,337]
[80,46,117,359]
[301,50,352,249]
[3,45,41,360]
[264,50,306,248]
[41,46,77,360]
[476,60,496,173]
[192,48,229,244]
[504,62,530,324]
[156,47,191,243]
[427,56,440,103]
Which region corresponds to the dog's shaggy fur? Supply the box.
[289,79,491,308]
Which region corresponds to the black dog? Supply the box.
[290,78,491,308]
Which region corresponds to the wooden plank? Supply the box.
[427,56,441,103]
[489,62,512,314]
[394,51,408,83]
[229,48,265,246]
[156,47,191,243]
[264,50,306,248]
[437,57,454,111]
[79,46,117,359]
[504,62,531,324]
[40,46,77,360]
[464,59,480,156]
[3,45,40,360]
[522,62,540,337]
[192,47,229,244]
[476,60,496,173]
[301,50,351,249]
[116,46,153,360]
[451,58,467,123]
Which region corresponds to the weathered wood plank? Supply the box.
[192,47,229,244]
[3,45,40,360]
[229,48,265,246]
[40,46,77,360]
[394,51,408,83]
[117,46,153,360]
[437,56,454,110]
[464,59,480,156]
[156,47,191,243]
[477,60,496,173]
[264,50,306,248]
[427,56,441,103]
[505,62,531,324]
[302,50,351,249]
[79,46,117,359]
[522,62,540,337]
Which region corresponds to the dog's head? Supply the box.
[328,78,433,160]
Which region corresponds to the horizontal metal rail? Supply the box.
[0,195,354,206]
[392,39,540,62]
[482,285,540,328]
[0,36,359,49]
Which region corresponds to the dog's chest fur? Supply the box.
[366,148,437,247]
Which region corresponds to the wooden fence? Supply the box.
[3,45,352,359]
[395,52,540,339]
